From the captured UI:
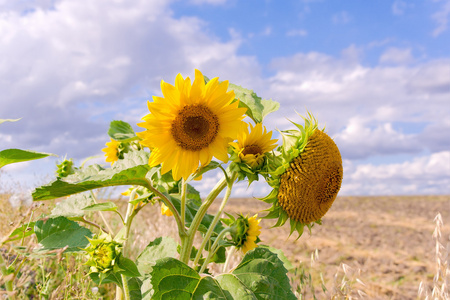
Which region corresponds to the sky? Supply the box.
[0,0,449,199]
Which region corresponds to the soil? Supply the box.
[219,195,450,299]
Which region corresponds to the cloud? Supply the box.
[432,0,450,36]
[391,0,414,16]
[379,47,414,65]
[286,29,308,37]
[0,0,259,159]
[332,11,351,24]
[342,151,450,195]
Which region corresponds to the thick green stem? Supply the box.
[180,179,187,229]
[144,178,186,237]
[199,228,231,274]
[193,173,237,266]
[121,274,131,300]
[222,246,236,273]
[179,172,235,264]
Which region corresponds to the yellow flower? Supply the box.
[241,214,262,254]
[102,138,120,165]
[262,113,343,237]
[137,70,246,180]
[230,122,278,168]
[161,202,173,217]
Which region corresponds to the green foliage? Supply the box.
[49,193,95,218]
[32,150,151,200]
[108,120,137,142]
[0,149,54,169]
[82,202,118,212]
[34,216,93,252]
[136,237,178,274]
[228,83,279,123]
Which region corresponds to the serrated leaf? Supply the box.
[82,202,118,212]
[32,150,151,201]
[34,216,92,252]
[90,272,122,286]
[117,255,141,277]
[216,247,296,300]
[0,118,21,125]
[108,120,137,141]
[7,222,35,242]
[258,245,294,272]
[228,83,279,123]
[0,149,54,169]
[49,193,95,218]
[136,237,178,274]
[129,277,143,300]
[150,258,229,300]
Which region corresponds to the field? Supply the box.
[1,194,449,299]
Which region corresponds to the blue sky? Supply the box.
[1,0,449,198]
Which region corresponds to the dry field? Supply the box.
[1,194,449,299]
[220,195,450,299]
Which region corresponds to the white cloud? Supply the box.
[392,0,414,16]
[188,0,227,5]
[342,151,450,195]
[332,11,351,24]
[379,47,414,65]
[432,0,450,36]
[286,29,308,37]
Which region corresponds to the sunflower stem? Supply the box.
[180,178,187,229]
[179,171,236,264]
[120,274,131,300]
[222,246,236,273]
[193,172,237,266]
[199,228,231,274]
[144,178,186,237]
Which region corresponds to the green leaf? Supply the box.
[258,245,294,272]
[49,193,95,218]
[0,149,54,169]
[136,237,178,274]
[117,255,141,277]
[90,272,122,286]
[32,150,151,201]
[150,258,229,300]
[34,216,92,252]
[108,120,137,142]
[0,118,21,125]
[7,222,35,242]
[129,277,143,300]
[216,247,296,300]
[228,83,279,123]
[82,202,118,212]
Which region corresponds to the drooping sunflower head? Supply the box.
[137,69,247,181]
[262,113,343,237]
[229,214,262,254]
[102,138,120,165]
[230,122,278,171]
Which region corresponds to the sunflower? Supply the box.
[137,70,247,180]
[102,139,120,165]
[230,122,278,169]
[240,214,262,254]
[262,113,343,237]
[160,202,173,217]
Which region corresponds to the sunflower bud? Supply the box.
[55,158,75,178]
[84,235,122,274]
[229,214,262,254]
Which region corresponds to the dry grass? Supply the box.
[1,193,449,299]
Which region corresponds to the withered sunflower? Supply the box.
[102,138,120,165]
[137,70,246,180]
[262,113,343,237]
[230,122,278,168]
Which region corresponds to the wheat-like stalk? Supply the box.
[418,213,450,300]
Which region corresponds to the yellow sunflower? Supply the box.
[262,113,343,237]
[240,214,262,254]
[102,139,120,165]
[230,122,278,168]
[137,70,247,180]
[160,202,173,217]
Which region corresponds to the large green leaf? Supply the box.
[228,83,279,123]
[108,120,137,142]
[49,193,95,218]
[82,202,118,212]
[136,237,178,274]
[34,216,92,252]
[0,149,54,169]
[216,247,296,300]
[150,258,229,300]
[32,150,151,201]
